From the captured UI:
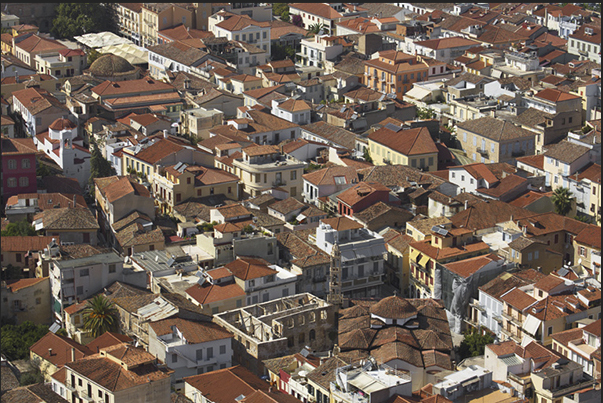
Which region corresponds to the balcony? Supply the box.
[65,381,76,392]
[545,378,598,399]
[476,147,489,157]
[272,180,287,187]
[501,312,523,327]
[470,300,485,313]
[511,150,526,158]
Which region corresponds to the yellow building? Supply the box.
[368,126,439,171]
[573,225,601,283]
[456,116,537,164]
[408,223,489,299]
[140,3,196,47]
[227,145,306,199]
[1,277,52,325]
[363,50,429,99]
[153,163,240,214]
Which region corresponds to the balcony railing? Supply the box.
[476,147,489,156]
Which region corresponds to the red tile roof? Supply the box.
[368,126,438,156]
[337,182,391,208]
[185,281,245,305]
[4,277,48,292]
[30,333,93,367]
[150,318,232,344]
[224,257,277,280]
[1,236,57,252]
[183,365,269,402]
[444,253,501,278]
[535,88,581,103]
[500,288,537,311]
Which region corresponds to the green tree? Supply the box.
[0,321,49,361]
[2,264,23,281]
[52,3,118,39]
[457,328,494,360]
[271,43,296,62]
[363,148,373,164]
[36,161,52,177]
[272,3,288,17]
[551,187,574,216]
[82,295,119,338]
[307,23,327,36]
[416,107,436,120]
[87,48,102,65]
[88,139,116,198]
[1,220,37,237]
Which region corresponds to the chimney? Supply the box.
[464,200,468,210]
[510,214,513,222]
[71,347,76,362]
[48,348,52,356]
[163,129,168,139]
[522,225,527,235]
[73,194,77,207]
[490,109,496,118]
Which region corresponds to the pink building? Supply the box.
[1,136,38,202]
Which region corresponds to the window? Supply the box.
[36,297,41,305]
[220,345,226,355]
[19,177,29,187]
[547,326,553,336]
[76,286,83,295]
[7,159,16,169]
[21,159,31,169]
[109,264,116,273]
[172,354,178,363]
[196,349,203,361]
[451,172,455,178]
[207,347,213,359]
[80,268,89,277]
[290,170,297,180]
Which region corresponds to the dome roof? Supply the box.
[370,295,418,320]
[49,118,77,131]
[89,54,136,77]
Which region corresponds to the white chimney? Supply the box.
[163,129,168,138]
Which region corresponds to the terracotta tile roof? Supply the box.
[185,280,245,306]
[91,78,176,97]
[184,365,268,401]
[410,239,490,261]
[65,352,171,392]
[290,3,343,20]
[451,200,534,231]
[30,333,93,367]
[131,138,186,165]
[457,117,536,142]
[115,224,164,248]
[2,383,70,403]
[416,37,480,50]
[224,256,277,281]
[276,98,311,112]
[533,275,566,293]
[476,174,527,199]
[370,295,419,319]
[3,277,47,293]
[577,163,601,183]
[570,24,601,45]
[543,140,590,165]
[63,300,88,316]
[574,224,601,249]
[1,236,57,252]
[306,357,351,390]
[421,349,453,369]
[444,253,501,278]
[149,318,232,344]
[529,294,590,321]
[369,126,438,156]
[516,154,545,171]
[11,87,68,115]
[215,203,251,220]
[536,88,581,103]
[320,216,364,231]
[34,207,99,231]
[459,163,499,184]
[95,176,150,203]
[582,319,601,337]
[301,121,357,150]
[336,17,380,34]
[486,340,518,357]
[514,212,588,238]
[276,232,330,268]
[14,34,66,53]
[86,332,133,353]
[158,24,214,41]
[339,328,378,350]
[337,182,390,207]
[371,341,424,367]
[111,211,152,232]
[500,288,537,311]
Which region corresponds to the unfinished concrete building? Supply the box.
[213,293,336,376]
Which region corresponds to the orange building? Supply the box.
[363,50,429,99]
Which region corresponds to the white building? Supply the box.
[50,250,124,323]
[568,25,601,63]
[314,216,387,298]
[296,35,344,69]
[33,117,91,187]
[271,98,311,126]
[148,317,233,385]
[209,12,270,56]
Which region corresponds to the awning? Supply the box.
[404,86,431,102]
[410,248,421,263]
[461,378,479,387]
[419,254,431,268]
[522,314,542,336]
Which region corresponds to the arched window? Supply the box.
[309,329,316,341]
[299,332,305,344]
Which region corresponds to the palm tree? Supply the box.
[82,295,119,338]
[307,22,327,36]
[551,187,574,216]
